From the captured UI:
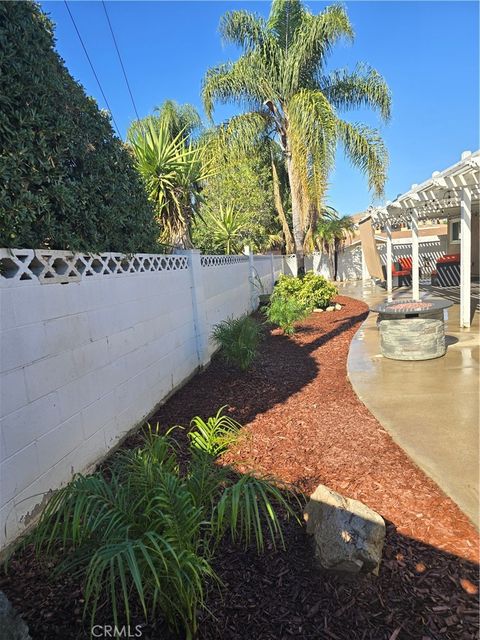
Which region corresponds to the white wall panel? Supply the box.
[0,249,286,549]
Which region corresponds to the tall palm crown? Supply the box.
[202,0,391,268]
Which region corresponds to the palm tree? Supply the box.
[315,213,355,280]
[202,0,391,273]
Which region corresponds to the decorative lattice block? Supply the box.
[0,249,188,286]
[200,255,249,267]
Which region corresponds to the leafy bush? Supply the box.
[265,296,310,335]
[0,2,159,251]
[212,315,262,370]
[272,273,338,310]
[32,409,297,639]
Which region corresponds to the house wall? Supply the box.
[0,249,281,550]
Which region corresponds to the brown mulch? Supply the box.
[1,295,478,639]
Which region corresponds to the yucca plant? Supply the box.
[212,315,262,371]
[128,120,212,247]
[199,203,249,255]
[31,409,298,638]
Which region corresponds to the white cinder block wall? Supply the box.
[8,238,440,549]
[0,249,283,550]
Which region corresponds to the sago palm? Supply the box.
[202,0,391,271]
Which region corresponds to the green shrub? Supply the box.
[212,315,261,370]
[266,295,310,335]
[0,2,159,251]
[272,273,338,310]
[296,272,338,310]
[32,409,298,639]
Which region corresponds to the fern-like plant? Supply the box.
[31,409,298,638]
[189,406,241,457]
[212,315,262,371]
[265,296,310,335]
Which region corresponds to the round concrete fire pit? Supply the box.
[370,298,454,361]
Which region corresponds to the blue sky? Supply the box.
[41,0,479,216]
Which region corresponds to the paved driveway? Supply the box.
[342,280,479,527]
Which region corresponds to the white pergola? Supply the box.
[367,150,480,328]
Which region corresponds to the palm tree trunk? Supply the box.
[271,159,294,254]
[286,154,305,275]
[329,243,335,280]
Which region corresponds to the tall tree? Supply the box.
[202,0,391,272]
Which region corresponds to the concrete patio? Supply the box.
[342,280,479,527]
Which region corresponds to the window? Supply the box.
[449,219,461,244]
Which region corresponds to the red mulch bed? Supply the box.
[1,295,478,639]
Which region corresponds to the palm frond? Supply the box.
[220,9,269,51]
[202,58,267,120]
[212,315,262,371]
[203,111,273,163]
[336,119,388,197]
[285,3,354,93]
[189,406,241,457]
[268,0,305,50]
[320,63,391,121]
[31,408,297,638]
[214,474,299,552]
[287,89,337,203]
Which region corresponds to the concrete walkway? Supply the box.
[341,280,479,526]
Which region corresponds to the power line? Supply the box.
[102,1,141,123]
[64,1,122,138]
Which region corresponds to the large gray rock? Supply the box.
[0,591,31,640]
[304,484,385,575]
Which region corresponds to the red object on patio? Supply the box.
[434,254,461,286]
[390,257,413,276]
[436,253,460,265]
[397,256,413,271]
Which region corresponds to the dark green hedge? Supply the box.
[0,1,160,252]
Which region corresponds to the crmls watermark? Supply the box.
[91,625,143,638]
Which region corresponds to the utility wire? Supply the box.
[102,1,141,123]
[64,0,122,138]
